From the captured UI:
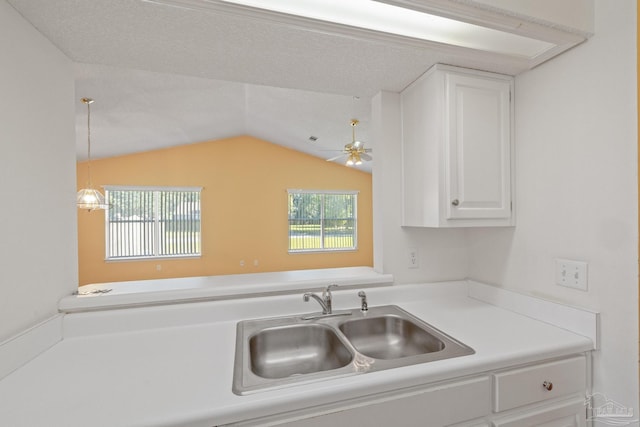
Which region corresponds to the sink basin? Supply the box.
[233,305,474,395]
[339,315,445,359]
[249,324,352,378]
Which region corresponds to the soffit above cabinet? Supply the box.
[469,0,594,35]
[377,0,591,70]
[7,0,592,163]
[8,0,592,97]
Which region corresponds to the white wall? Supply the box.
[467,0,637,406]
[0,1,76,342]
[372,91,470,283]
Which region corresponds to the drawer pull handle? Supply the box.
[451,199,459,206]
[542,381,553,391]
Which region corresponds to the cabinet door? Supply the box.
[245,376,491,427]
[492,398,586,427]
[445,72,512,220]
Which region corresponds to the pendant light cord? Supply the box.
[82,98,94,188]
[77,97,106,211]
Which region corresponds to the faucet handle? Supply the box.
[323,284,338,299]
[321,284,338,314]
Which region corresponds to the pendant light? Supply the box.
[76,97,107,211]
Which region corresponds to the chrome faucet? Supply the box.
[303,284,338,315]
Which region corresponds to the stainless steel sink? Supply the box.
[233,305,474,395]
[339,315,446,359]
[249,324,352,378]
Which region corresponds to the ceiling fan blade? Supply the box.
[326,154,347,161]
[360,153,373,161]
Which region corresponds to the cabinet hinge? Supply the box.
[510,201,513,211]
[509,91,512,102]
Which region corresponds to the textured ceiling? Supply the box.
[8,0,541,171]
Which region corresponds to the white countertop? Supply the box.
[0,280,594,427]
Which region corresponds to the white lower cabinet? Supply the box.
[232,376,491,427]
[492,398,586,427]
[227,355,588,427]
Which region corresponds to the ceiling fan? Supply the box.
[326,119,372,166]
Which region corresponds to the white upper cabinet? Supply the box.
[401,64,514,228]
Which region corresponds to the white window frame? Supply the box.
[287,189,358,253]
[104,185,202,261]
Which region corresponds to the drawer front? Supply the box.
[493,356,586,412]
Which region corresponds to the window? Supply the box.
[105,186,202,260]
[288,190,357,252]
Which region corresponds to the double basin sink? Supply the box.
[233,305,474,395]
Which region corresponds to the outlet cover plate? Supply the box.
[408,248,419,269]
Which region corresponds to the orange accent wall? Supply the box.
[77,136,373,286]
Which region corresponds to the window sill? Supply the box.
[105,255,201,263]
[288,248,358,254]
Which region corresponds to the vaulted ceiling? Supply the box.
[7,0,587,172]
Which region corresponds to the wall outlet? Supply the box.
[408,248,419,269]
[555,258,588,291]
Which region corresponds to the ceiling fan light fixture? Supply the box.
[342,118,369,167]
[326,117,371,167]
[345,151,362,166]
[77,97,107,211]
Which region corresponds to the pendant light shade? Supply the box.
[77,188,106,210]
[77,97,107,211]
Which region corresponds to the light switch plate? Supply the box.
[555,258,588,291]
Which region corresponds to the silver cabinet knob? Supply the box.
[451,199,459,206]
[542,381,553,391]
